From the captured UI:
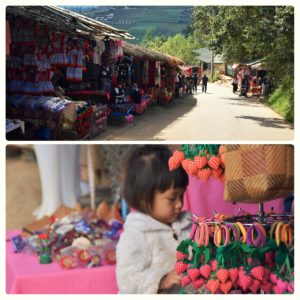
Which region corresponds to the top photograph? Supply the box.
[5,5,294,141]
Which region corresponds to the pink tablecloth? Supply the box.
[183,176,284,217]
[6,230,118,294]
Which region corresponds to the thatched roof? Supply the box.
[6,6,134,40]
[123,42,184,66]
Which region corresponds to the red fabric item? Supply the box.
[111,75,118,88]
[148,61,156,86]
[6,21,11,56]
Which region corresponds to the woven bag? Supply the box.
[224,145,294,203]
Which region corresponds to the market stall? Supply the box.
[122,42,184,106]
[6,6,134,140]
[169,144,294,294]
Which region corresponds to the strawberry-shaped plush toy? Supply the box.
[181,275,192,287]
[220,281,233,294]
[199,264,212,279]
[194,155,207,170]
[206,278,220,294]
[175,261,188,275]
[217,268,229,284]
[172,150,185,166]
[193,278,205,290]
[250,266,265,281]
[228,267,239,284]
[187,266,201,281]
[208,155,221,170]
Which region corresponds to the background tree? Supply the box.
[192,6,294,121]
[140,32,202,65]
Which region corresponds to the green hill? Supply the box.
[66,6,193,44]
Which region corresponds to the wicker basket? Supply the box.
[224,145,294,203]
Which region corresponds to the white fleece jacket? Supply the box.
[116,211,192,294]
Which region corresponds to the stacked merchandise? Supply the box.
[6,119,24,133]
[11,212,123,269]
[6,14,126,139]
[109,103,135,126]
[7,94,72,138]
[90,104,108,138]
[73,104,94,139]
[175,212,294,294]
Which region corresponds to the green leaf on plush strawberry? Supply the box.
[204,248,211,263]
[241,244,256,254]
[275,243,289,266]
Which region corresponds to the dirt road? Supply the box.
[97,83,293,141]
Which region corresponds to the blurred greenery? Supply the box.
[140,29,202,65]
[192,6,294,122]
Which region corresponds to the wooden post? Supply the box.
[211,50,214,78]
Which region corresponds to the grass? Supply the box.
[209,71,221,83]
[267,86,294,122]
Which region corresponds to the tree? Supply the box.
[140,28,154,48]
[192,6,294,76]
[192,6,294,121]
[140,32,202,65]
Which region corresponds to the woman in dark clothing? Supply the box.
[231,75,238,93]
[202,74,208,93]
[239,77,249,97]
[192,73,198,92]
[131,83,142,104]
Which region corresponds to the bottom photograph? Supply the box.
[6,144,294,294]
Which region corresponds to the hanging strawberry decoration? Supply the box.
[168,145,225,182]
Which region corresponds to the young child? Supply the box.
[116,145,191,293]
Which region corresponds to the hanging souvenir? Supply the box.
[176,212,294,294]
[50,32,68,66]
[169,145,225,182]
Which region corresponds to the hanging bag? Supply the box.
[224,145,294,203]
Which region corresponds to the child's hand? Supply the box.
[159,270,181,290]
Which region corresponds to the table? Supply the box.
[6,230,118,294]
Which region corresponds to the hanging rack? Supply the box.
[189,209,293,227]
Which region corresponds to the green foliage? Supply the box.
[140,32,202,65]
[209,71,221,83]
[192,6,293,69]
[192,6,294,122]
[267,83,294,122]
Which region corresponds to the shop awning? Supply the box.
[6,6,135,40]
[123,42,184,66]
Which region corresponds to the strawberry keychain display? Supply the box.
[176,216,216,293]
[176,213,294,294]
[169,145,225,182]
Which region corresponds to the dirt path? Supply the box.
[96,83,293,141]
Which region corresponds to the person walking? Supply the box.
[202,74,208,93]
[175,71,182,98]
[192,73,198,92]
[231,75,238,93]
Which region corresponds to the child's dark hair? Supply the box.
[121,145,189,214]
